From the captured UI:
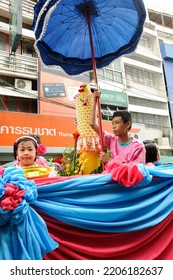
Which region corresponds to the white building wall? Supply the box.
[122,20,171,143]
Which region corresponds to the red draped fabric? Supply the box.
[34,170,173,260]
[38,211,173,260]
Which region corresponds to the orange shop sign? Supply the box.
[0,112,76,147]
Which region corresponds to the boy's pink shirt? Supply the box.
[103,131,146,164]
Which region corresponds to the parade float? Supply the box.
[0,158,173,260]
[0,84,173,260]
[0,0,172,260]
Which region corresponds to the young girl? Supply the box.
[14,136,57,178]
[14,135,48,167]
[14,136,39,167]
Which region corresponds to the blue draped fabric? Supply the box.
[33,165,173,233]
[0,164,173,259]
[0,168,58,260]
[0,207,57,260]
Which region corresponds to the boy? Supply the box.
[90,91,146,164]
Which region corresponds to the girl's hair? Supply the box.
[29,134,41,144]
[144,142,159,163]
[143,139,155,145]
[13,136,38,160]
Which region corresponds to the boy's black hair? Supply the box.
[112,110,132,130]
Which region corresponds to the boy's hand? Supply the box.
[93,90,101,101]
[99,152,110,163]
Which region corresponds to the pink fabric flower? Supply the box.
[37,144,46,155]
[83,99,89,106]
[0,183,26,210]
[102,157,144,187]
[0,166,5,177]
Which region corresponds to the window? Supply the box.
[21,40,36,57]
[101,109,112,121]
[97,59,123,84]
[0,96,7,110]
[98,68,122,84]
[125,66,157,88]
[0,95,37,113]
[105,69,114,81]
[139,34,152,50]
[0,16,9,24]
[20,99,30,112]
[129,96,166,110]
[148,10,173,29]
[0,34,7,51]
[26,45,33,57]
[163,15,173,28]
[148,11,162,25]
[109,59,121,71]
[101,104,113,121]
[23,23,32,30]
[131,68,144,83]
[100,104,127,121]
[131,112,169,133]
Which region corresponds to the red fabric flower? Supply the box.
[54,156,63,164]
[73,129,80,141]
[78,88,84,93]
[78,85,84,93]
[37,144,47,155]
[0,183,26,210]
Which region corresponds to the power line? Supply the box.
[0,70,169,110]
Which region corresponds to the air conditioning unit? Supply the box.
[15,79,32,90]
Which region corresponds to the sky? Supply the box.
[144,0,173,14]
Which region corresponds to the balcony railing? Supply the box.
[0,0,35,22]
[0,50,37,79]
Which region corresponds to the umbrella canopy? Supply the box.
[33,0,146,76]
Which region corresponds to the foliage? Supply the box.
[49,148,87,176]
